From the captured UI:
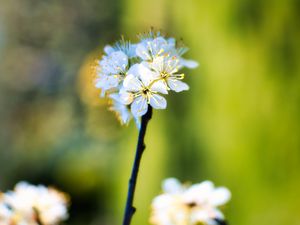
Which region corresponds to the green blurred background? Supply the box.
[0,0,300,224]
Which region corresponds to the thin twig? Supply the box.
[215,218,228,225]
[33,207,43,225]
[122,106,153,225]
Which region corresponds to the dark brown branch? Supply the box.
[33,207,43,225]
[215,218,228,225]
[122,106,153,225]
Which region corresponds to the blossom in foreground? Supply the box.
[0,182,69,225]
[150,178,231,225]
[121,64,168,117]
[145,56,189,92]
[95,31,198,126]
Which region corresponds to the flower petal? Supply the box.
[150,56,165,73]
[150,37,169,56]
[131,96,148,117]
[167,78,189,92]
[119,91,134,105]
[183,181,214,205]
[162,178,184,194]
[167,38,176,47]
[100,51,128,74]
[138,63,157,86]
[127,64,140,77]
[109,93,120,102]
[152,194,175,209]
[104,45,115,55]
[151,80,168,94]
[149,94,167,109]
[123,74,142,92]
[110,100,132,125]
[209,187,231,206]
[134,116,141,129]
[136,43,151,61]
[111,51,128,72]
[95,74,119,96]
[127,44,137,58]
[180,58,199,69]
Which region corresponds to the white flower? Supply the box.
[136,37,172,61]
[121,64,168,117]
[145,56,189,92]
[136,36,199,69]
[1,182,69,225]
[96,50,128,96]
[94,31,199,126]
[150,178,231,225]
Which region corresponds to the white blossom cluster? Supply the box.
[95,31,198,126]
[150,178,231,225]
[0,182,69,225]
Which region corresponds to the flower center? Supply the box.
[160,71,169,78]
[186,202,197,208]
[142,87,150,95]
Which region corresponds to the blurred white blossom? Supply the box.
[150,178,231,225]
[95,31,198,126]
[0,182,69,225]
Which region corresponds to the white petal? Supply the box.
[152,194,175,209]
[119,91,134,105]
[127,44,137,58]
[149,94,167,109]
[109,93,120,102]
[134,116,141,129]
[123,74,142,92]
[131,96,148,117]
[151,56,165,72]
[183,181,214,205]
[95,75,119,95]
[105,76,119,89]
[167,78,189,92]
[95,78,102,89]
[180,58,199,68]
[99,56,113,74]
[165,57,180,74]
[127,64,140,77]
[162,178,183,194]
[167,38,176,47]
[111,51,128,71]
[136,43,151,61]
[150,37,169,56]
[209,187,231,206]
[104,45,115,55]
[138,63,157,86]
[151,80,168,94]
[119,107,132,124]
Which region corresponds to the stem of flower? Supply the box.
[33,208,43,225]
[122,106,153,225]
[36,218,43,225]
[215,218,228,225]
